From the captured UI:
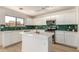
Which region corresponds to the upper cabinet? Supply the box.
[56,12,76,24]
[56,15,64,24]
[63,12,76,24]
[33,17,48,25]
[33,9,76,25]
[24,18,33,25]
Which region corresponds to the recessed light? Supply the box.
[46,6,53,10]
[19,8,23,10]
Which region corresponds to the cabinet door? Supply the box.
[65,31,77,47]
[56,15,64,24]
[63,12,76,24]
[56,12,76,24]
[22,34,35,52]
[22,34,49,52]
[55,31,65,44]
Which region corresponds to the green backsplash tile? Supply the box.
[25,25,35,29]
[56,24,78,32]
[0,24,78,32]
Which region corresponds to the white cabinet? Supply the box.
[56,12,76,24]
[63,13,76,24]
[55,31,65,44]
[76,32,79,48]
[56,15,64,24]
[55,31,77,47]
[64,31,77,47]
[0,32,2,46]
[33,18,47,25]
[2,31,22,47]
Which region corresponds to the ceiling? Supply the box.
[3,6,75,17]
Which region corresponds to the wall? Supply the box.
[0,7,33,25]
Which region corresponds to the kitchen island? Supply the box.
[21,31,54,52]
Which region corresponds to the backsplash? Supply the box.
[56,24,78,32]
[0,24,78,32]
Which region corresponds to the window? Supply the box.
[5,16,24,27]
[5,16,16,27]
[16,18,24,26]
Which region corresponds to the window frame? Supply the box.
[5,16,24,26]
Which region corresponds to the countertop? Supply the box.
[20,31,54,38]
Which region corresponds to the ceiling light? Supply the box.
[19,8,23,10]
[46,6,53,10]
[35,6,49,12]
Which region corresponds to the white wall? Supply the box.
[0,7,33,25]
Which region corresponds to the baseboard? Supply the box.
[3,41,22,48]
[77,48,79,50]
[55,42,77,49]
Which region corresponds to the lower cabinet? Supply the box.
[64,31,77,47]
[55,31,65,44]
[2,31,22,47]
[55,30,77,47]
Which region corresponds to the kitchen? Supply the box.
[0,6,79,52]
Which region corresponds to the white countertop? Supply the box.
[20,31,54,38]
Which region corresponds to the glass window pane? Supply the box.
[17,18,24,26]
[5,16,16,26]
